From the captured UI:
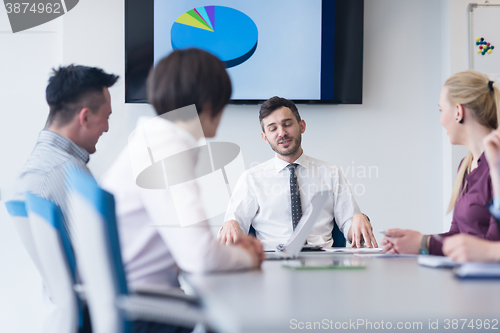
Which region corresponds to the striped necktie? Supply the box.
[287,163,302,230]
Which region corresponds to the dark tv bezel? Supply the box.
[125,0,363,105]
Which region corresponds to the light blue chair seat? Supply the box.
[66,167,207,333]
[24,192,80,333]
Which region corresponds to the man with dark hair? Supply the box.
[147,47,232,120]
[219,96,378,250]
[11,64,118,332]
[100,49,263,332]
[13,64,119,235]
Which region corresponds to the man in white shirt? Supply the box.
[219,96,378,250]
[100,49,263,297]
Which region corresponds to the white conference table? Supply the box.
[186,253,500,333]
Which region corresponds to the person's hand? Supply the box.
[483,128,500,172]
[381,228,423,254]
[483,129,500,198]
[381,237,398,254]
[234,234,265,268]
[218,219,244,245]
[443,234,500,262]
[348,214,378,248]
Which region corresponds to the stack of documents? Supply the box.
[418,255,460,268]
[454,263,500,279]
[323,247,384,254]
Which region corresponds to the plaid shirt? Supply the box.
[12,130,91,244]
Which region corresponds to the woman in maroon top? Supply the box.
[443,128,500,262]
[382,70,500,256]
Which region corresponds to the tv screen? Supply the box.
[125,0,364,104]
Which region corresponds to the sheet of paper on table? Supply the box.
[454,263,500,279]
[418,255,460,268]
[354,253,420,258]
[323,247,384,254]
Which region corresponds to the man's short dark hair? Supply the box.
[259,96,301,131]
[147,48,232,120]
[46,65,119,126]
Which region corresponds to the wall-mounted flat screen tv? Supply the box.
[125,0,364,104]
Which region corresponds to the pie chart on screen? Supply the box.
[171,6,258,68]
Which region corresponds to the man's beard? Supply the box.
[269,134,302,156]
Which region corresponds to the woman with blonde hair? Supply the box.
[383,70,500,256]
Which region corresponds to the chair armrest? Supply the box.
[130,284,199,305]
[116,294,208,329]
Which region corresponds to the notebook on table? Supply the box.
[454,263,500,279]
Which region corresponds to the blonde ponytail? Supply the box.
[446,70,500,212]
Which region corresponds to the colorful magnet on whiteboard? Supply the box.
[487,43,491,46]
[476,37,480,41]
[480,46,483,49]
[491,46,495,49]
[478,49,482,53]
[488,49,492,54]
[481,37,485,41]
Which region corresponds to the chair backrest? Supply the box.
[331,219,346,247]
[24,192,79,333]
[5,200,49,275]
[67,168,130,333]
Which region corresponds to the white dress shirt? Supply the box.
[224,154,361,250]
[100,117,253,289]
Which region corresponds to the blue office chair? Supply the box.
[331,219,346,247]
[4,200,46,273]
[66,167,207,333]
[248,218,346,247]
[4,200,62,333]
[24,192,81,333]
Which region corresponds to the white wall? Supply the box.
[0,0,470,331]
[0,8,63,333]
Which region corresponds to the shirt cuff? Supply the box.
[342,219,352,241]
[428,235,445,256]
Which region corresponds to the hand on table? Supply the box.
[218,219,244,245]
[348,214,378,248]
[443,234,500,262]
[234,234,265,268]
[381,228,423,254]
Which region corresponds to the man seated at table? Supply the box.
[11,64,119,333]
[443,127,500,262]
[218,96,378,250]
[12,64,118,242]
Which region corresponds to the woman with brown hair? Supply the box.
[382,70,500,256]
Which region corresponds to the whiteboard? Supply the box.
[469,4,500,78]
